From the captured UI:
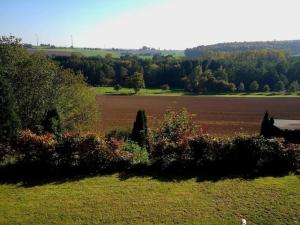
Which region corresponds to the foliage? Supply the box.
[274,80,285,92]
[42,108,62,135]
[105,128,131,141]
[131,110,148,147]
[260,111,272,138]
[15,130,56,166]
[182,66,236,93]
[262,84,271,92]
[150,109,202,168]
[113,84,122,91]
[56,69,100,132]
[237,82,245,92]
[249,80,259,92]
[288,80,300,92]
[10,131,134,171]
[0,74,20,142]
[1,38,60,129]
[185,40,300,57]
[56,133,132,171]
[127,71,145,93]
[0,36,100,134]
[161,84,170,90]
[231,136,297,173]
[123,140,149,165]
[54,49,300,94]
[149,109,298,174]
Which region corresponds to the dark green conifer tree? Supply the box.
[131,110,148,146]
[260,111,274,138]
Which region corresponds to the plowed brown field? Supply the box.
[96,95,300,136]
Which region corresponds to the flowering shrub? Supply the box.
[150,109,203,168]
[0,118,298,176]
[56,133,133,171]
[149,109,298,174]
[9,130,134,172]
[15,130,56,165]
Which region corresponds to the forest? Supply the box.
[185,40,300,57]
[53,50,300,93]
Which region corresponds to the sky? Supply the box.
[1,0,300,50]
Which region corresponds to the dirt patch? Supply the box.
[96,95,300,136]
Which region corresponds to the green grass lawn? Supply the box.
[93,87,300,97]
[0,174,299,225]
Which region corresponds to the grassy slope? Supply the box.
[0,174,299,225]
[32,47,120,57]
[31,47,185,58]
[93,87,300,97]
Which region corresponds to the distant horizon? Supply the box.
[1,0,300,49]
[18,38,300,51]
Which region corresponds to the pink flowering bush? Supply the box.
[15,130,56,165]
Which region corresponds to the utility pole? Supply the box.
[71,35,74,48]
[35,34,39,47]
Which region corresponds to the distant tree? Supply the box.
[131,110,148,147]
[288,81,300,92]
[161,84,170,90]
[227,83,237,92]
[182,65,203,92]
[274,81,285,92]
[262,84,271,92]
[0,75,20,142]
[214,66,228,81]
[249,80,259,92]
[237,82,245,92]
[113,84,122,91]
[128,72,145,93]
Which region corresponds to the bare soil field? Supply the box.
[96,95,300,136]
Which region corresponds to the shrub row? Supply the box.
[150,135,298,174]
[0,129,298,176]
[3,130,148,173]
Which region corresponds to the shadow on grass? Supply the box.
[0,163,296,188]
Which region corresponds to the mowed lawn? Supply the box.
[0,174,299,225]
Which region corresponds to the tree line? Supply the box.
[53,50,300,93]
[185,40,300,57]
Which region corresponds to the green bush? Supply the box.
[124,140,149,165]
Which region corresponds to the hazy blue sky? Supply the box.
[1,0,300,49]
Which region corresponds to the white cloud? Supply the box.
[77,0,300,49]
